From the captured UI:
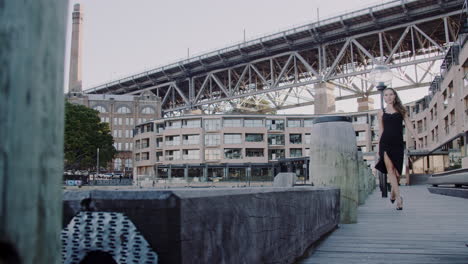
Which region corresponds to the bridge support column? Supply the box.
[357,97,374,112]
[314,82,335,114]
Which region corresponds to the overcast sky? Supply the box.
[64,0,429,113]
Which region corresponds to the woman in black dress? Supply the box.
[375,88,417,210]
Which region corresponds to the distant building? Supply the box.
[132,112,381,185]
[67,92,161,174]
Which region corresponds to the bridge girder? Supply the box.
[84,0,465,116]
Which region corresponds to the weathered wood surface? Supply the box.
[0,1,67,264]
[299,185,468,264]
[309,121,358,224]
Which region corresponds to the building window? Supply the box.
[183,134,199,145]
[450,110,455,127]
[183,119,201,128]
[155,152,163,162]
[125,159,132,169]
[305,148,310,156]
[165,135,180,146]
[443,90,448,109]
[224,134,242,144]
[205,149,221,160]
[224,148,242,159]
[114,158,122,171]
[268,149,285,160]
[304,133,311,144]
[290,148,302,157]
[287,119,301,127]
[141,152,149,161]
[304,119,314,127]
[223,118,243,128]
[204,119,221,131]
[114,117,123,125]
[126,118,134,125]
[370,115,377,127]
[165,150,181,161]
[141,106,155,114]
[353,115,367,124]
[141,138,150,148]
[245,134,263,142]
[93,105,107,113]
[266,119,284,130]
[268,134,285,145]
[205,134,221,146]
[166,120,181,129]
[183,149,200,160]
[244,119,263,128]
[371,130,379,141]
[135,153,140,161]
[246,148,264,157]
[289,134,302,144]
[116,106,131,114]
[355,131,366,141]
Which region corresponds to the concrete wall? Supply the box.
[63,187,340,264]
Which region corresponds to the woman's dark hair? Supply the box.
[385,87,407,117]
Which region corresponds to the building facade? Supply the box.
[67,91,161,174]
[405,34,468,175]
[133,112,381,184]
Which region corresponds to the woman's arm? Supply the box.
[403,114,417,148]
[377,110,384,139]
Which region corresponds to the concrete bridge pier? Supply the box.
[357,96,375,112]
[314,82,336,114]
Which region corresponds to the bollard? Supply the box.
[309,116,358,224]
[0,1,67,264]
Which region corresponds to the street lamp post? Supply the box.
[95,147,99,183]
[369,64,393,198]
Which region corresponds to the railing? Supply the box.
[428,168,468,188]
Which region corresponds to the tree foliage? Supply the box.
[64,102,116,170]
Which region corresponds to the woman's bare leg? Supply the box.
[384,152,402,208]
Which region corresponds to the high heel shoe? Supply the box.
[396,196,403,210]
[390,198,395,204]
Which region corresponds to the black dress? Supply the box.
[375,109,405,176]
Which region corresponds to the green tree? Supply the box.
[64,102,116,171]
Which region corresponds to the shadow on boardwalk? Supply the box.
[299,185,468,264]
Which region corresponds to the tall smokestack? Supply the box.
[68,3,83,93]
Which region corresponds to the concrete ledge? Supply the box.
[428,186,468,199]
[63,187,340,264]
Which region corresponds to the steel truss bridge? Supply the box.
[85,0,466,116]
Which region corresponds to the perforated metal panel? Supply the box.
[61,212,158,264]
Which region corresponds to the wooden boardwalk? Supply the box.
[299,185,468,264]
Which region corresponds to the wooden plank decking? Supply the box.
[299,185,468,264]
